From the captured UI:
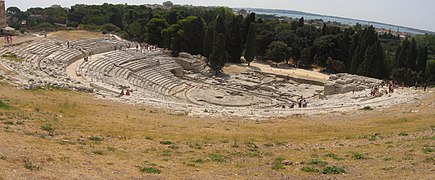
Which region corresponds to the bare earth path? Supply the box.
[225,62,329,83]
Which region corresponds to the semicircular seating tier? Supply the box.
[78,49,186,96]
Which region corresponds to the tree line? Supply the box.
[6,4,435,84]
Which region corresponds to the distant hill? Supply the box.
[237,8,435,35]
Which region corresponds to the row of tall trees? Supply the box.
[6,4,435,83]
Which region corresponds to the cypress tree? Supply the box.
[227,16,243,63]
[203,26,215,58]
[242,12,256,47]
[417,46,428,74]
[298,17,304,27]
[407,38,418,71]
[215,15,225,34]
[244,23,257,66]
[208,33,228,73]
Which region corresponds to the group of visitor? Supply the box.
[3,36,13,44]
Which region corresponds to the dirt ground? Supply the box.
[48,30,104,41]
[0,81,433,179]
[224,62,329,83]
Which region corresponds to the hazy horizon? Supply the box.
[6,0,435,32]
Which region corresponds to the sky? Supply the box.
[6,0,435,32]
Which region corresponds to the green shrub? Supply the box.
[160,140,173,145]
[398,132,409,136]
[325,153,343,160]
[301,166,319,173]
[351,152,367,160]
[322,166,345,174]
[3,121,14,125]
[208,154,225,162]
[0,100,11,110]
[140,167,161,174]
[168,145,179,149]
[422,147,433,154]
[307,159,328,166]
[271,157,285,170]
[88,136,103,142]
[41,124,55,136]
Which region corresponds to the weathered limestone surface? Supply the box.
[324,73,382,95]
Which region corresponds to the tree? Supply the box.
[227,16,243,63]
[244,23,257,66]
[100,23,121,34]
[215,15,225,34]
[242,12,256,47]
[203,26,215,58]
[298,17,304,27]
[417,46,428,74]
[6,7,21,15]
[208,33,228,73]
[266,41,291,64]
[144,18,169,46]
[406,38,418,71]
[177,16,206,55]
[128,21,143,40]
[299,47,312,68]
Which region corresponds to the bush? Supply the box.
[307,159,328,166]
[301,166,319,173]
[325,153,344,160]
[160,140,173,145]
[398,132,409,136]
[88,136,103,142]
[271,157,285,170]
[351,152,367,160]
[208,154,225,162]
[140,167,161,174]
[41,124,55,136]
[322,166,346,174]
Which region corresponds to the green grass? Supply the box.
[0,100,11,110]
[301,166,319,173]
[307,159,328,166]
[3,121,14,125]
[322,166,346,174]
[422,147,433,154]
[160,140,173,145]
[351,152,367,160]
[2,52,24,62]
[271,157,285,170]
[168,145,179,149]
[398,132,409,136]
[208,154,225,162]
[325,153,344,160]
[41,124,54,132]
[88,136,103,142]
[140,167,161,174]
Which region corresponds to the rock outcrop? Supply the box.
[324,73,382,95]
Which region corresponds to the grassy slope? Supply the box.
[0,83,433,179]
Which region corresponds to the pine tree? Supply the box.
[208,33,228,73]
[244,23,257,66]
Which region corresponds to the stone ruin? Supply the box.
[0,34,417,118]
[324,73,383,95]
